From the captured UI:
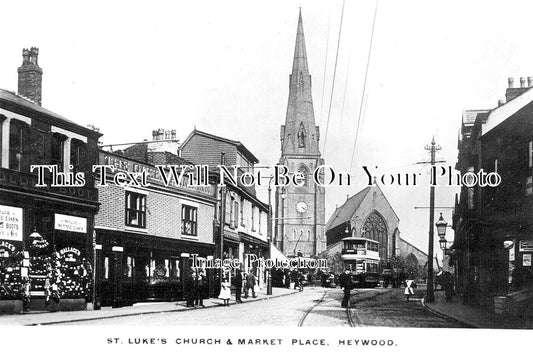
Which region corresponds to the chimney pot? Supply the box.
[498,99,505,106]
[508,77,515,88]
[520,77,526,88]
[171,129,176,140]
[17,47,43,106]
[528,77,533,88]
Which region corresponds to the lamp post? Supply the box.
[267,176,273,295]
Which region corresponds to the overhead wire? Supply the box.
[318,8,332,127]
[349,0,379,173]
[321,0,346,156]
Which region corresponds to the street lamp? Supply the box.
[436,213,448,251]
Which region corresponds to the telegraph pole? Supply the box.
[425,138,440,303]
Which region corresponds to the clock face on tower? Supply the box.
[296,201,308,213]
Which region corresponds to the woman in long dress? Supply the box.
[218,276,231,306]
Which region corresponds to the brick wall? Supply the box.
[95,183,215,244]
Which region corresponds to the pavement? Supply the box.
[0,287,298,326]
[423,290,533,329]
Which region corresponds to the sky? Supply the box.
[2,0,533,258]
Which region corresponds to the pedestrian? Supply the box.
[339,268,353,307]
[284,269,291,288]
[185,270,196,307]
[234,269,243,303]
[218,276,231,306]
[195,271,206,307]
[442,272,454,302]
[245,271,256,298]
[298,271,305,292]
[21,277,31,311]
[404,279,416,301]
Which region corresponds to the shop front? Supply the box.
[0,181,97,312]
[95,229,215,307]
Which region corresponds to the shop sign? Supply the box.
[509,246,515,262]
[527,176,533,196]
[59,247,81,262]
[524,254,532,267]
[0,205,23,241]
[54,214,87,233]
[519,240,533,252]
[0,241,17,257]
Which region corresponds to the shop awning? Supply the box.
[269,243,289,264]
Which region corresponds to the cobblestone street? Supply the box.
[55,287,462,327]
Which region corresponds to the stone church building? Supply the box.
[274,10,326,257]
[325,184,428,269]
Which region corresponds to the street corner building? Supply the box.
[454,76,533,316]
[0,48,101,313]
[274,9,326,259]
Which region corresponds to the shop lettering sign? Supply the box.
[102,153,214,196]
[509,246,515,262]
[54,214,87,233]
[519,240,533,252]
[0,241,17,257]
[0,205,23,241]
[524,254,532,267]
[59,247,81,262]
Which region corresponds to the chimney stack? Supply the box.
[171,129,176,140]
[520,77,526,88]
[528,77,533,88]
[508,77,514,88]
[17,47,43,106]
[498,99,505,106]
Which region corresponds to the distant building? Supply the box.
[396,237,428,268]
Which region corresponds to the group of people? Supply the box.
[218,270,258,306]
[185,270,208,308]
[185,269,259,308]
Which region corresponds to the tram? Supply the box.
[340,236,380,288]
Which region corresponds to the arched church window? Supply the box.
[362,212,388,259]
[297,122,306,148]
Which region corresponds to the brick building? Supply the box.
[454,77,533,313]
[0,48,101,312]
[94,149,218,307]
[180,129,269,285]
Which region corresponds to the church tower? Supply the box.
[275,9,326,257]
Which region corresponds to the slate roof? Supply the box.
[0,88,101,137]
[325,187,371,231]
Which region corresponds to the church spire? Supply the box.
[281,8,320,156]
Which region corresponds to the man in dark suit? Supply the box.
[244,272,256,298]
[234,269,243,303]
[339,269,353,307]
